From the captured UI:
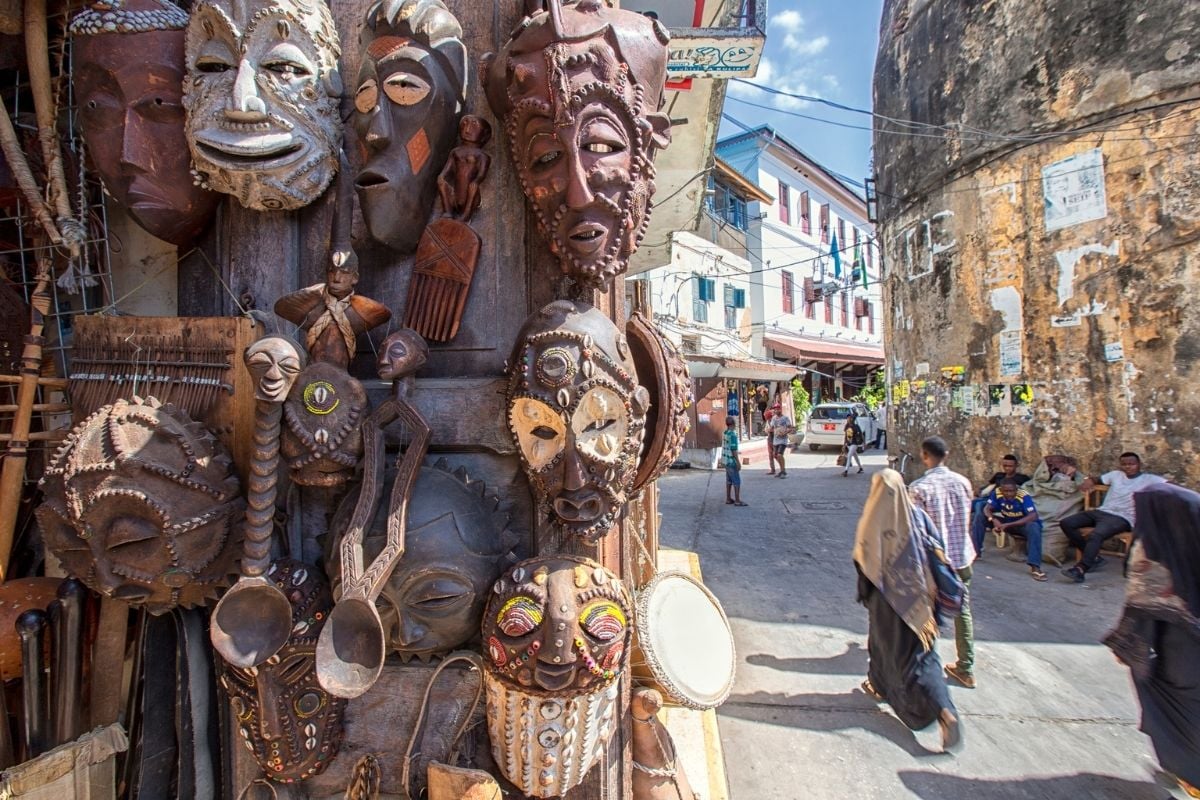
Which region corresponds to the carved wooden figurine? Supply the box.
[354,0,467,253]
[37,397,243,613]
[70,0,220,245]
[437,115,491,223]
[507,300,649,543]
[482,0,672,291]
[183,0,343,211]
[482,555,633,798]
[274,259,391,370]
[212,336,307,668]
[317,329,432,698]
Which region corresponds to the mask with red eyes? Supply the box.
[481,555,631,797]
[507,301,649,543]
[218,559,346,784]
[481,0,671,290]
[36,397,243,614]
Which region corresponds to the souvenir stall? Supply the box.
[0,1,734,798]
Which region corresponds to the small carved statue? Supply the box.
[437,115,491,222]
[36,396,243,613]
[218,559,347,785]
[481,555,633,798]
[274,259,391,370]
[481,0,672,291]
[70,0,220,246]
[183,0,343,211]
[507,300,649,543]
[354,0,468,253]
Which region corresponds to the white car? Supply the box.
[806,402,876,450]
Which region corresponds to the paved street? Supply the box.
[658,448,1186,800]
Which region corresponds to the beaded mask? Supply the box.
[219,559,346,784]
[481,0,671,291]
[481,556,631,797]
[183,0,343,211]
[70,0,221,246]
[354,0,467,253]
[36,397,243,614]
[507,301,648,543]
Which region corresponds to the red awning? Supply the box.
[763,333,884,366]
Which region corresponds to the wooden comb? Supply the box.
[402,218,480,343]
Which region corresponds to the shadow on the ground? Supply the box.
[746,642,869,675]
[719,689,942,758]
[896,769,1173,800]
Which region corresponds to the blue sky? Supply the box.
[720,0,886,189]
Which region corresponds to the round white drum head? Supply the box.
[635,572,735,709]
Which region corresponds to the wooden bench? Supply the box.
[1073,484,1134,560]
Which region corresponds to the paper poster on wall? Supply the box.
[940,365,965,384]
[698,413,711,424]
[962,385,977,415]
[989,384,1007,407]
[895,380,910,400]
[999,330,1022,376]
[1104,341,1124,362]
[1012,383,1033,406]
[1043,148,1107,232]
[950,387,964,409]
[915,362,930,377]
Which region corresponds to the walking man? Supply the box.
[1060,452,1166,582]
[873,403,888,450]
[842,413,865,477]
[909,436,978,688]
[769,402,793,478]
[723,415,747,506]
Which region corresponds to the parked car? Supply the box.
[806,402,877,450]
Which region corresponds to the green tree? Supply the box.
[791,379,812,421]
[852,371,886,410]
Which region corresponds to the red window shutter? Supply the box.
[804,277,817,303]
[800,192,810,234]
[867,302,875,334]
[838,218,846,246]
[854,297,867,317]
[824,296,833,323]
[778,182,790,224]
[820,205,829,243]
[782,271,794,314]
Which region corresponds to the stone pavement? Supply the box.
[657,448,1186,800]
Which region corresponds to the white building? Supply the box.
[716,125,884,402]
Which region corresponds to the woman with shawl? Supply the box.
[854,469,963,752]
[1104,483,1200,797]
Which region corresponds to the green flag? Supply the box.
[855,242,866,288]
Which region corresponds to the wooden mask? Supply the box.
[218,559,347,784]
[354,0,467,253]
[184,0,343,211]
[36,397,243,614]
[481,0,671,291]
[328,462,518,661]
[281,361,368,488]
[481,555,631,798]
[245,334,306,403]
[70,0,221,246]
[507,301,648,543]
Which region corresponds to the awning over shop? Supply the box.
[763,332,885,366]
[684,354,802,382]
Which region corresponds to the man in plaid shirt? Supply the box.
[910,436,978,689]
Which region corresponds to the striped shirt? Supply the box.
[910,465,976,569]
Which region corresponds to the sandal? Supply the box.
[734,501,748,507]
[860,678,884,702]
[725,500,735,505]
[1030,566,1047,581]
[939,708,964,753]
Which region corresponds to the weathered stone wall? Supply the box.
[873,0,1200,486]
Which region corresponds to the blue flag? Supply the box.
[831,232,842,279]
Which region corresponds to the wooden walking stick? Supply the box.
[0,263,54,582]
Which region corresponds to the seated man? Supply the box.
[1060,452,1167,583]
[983,479,1046,581]
[971,454,1032,554]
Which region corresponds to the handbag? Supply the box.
[836,447,847,467]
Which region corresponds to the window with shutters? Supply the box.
[838,218,846,248]
[820,204,830,243]
[841,291,849,327]
[724,284,737,329]
[799,191,811,234]
[708,178,748,230]
[778,181,790,224]
[868,302,875,335]
[824,294,833,324]
[803,277,816,319]
[781,271,794,314]
[693,275,715,324]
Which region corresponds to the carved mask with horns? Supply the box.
[507,301,648,543]
[183,0,343,211]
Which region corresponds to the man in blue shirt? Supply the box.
[723,416,747,506]
[984,479,1046,580]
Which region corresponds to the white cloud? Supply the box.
[728,7,836,112]
[773,9,804,32]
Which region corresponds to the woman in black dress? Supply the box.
[854,468,962,752]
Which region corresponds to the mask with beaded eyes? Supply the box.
[183,0,343,211]
[481,555,631,798]
[218,559,346,784]
[506,300,649,543]
[480,0,671,291]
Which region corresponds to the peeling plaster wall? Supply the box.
[874,0,1200,486]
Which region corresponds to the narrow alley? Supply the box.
[658,450,1181,800]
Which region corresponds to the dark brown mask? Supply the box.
[281,361,368,488]
[219,559,346,784]
[354,0,467,253]
[481,0,671,290]
[70,0,220,246]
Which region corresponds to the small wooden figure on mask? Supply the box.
[70,0,220,246]
[274,257,391,370]
[437,115,491,223]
